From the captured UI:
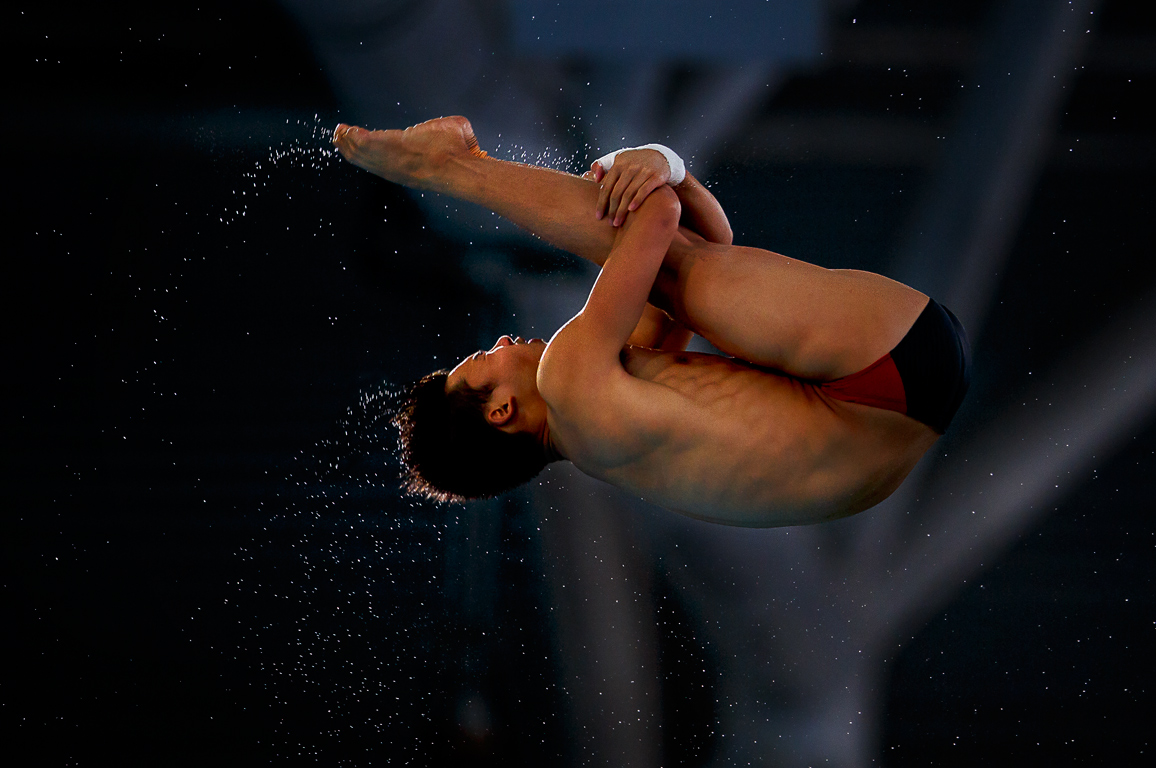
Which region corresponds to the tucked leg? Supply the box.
[334,118,619,266]
[335,117,929,380]
[652,236,929,380]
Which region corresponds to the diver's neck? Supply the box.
[538,418,567,463]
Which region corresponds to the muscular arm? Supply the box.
[569,187,682,363]
[672,173,732,245]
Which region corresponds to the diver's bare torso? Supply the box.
[544,345,938,528]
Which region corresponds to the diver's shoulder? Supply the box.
[537,322,624,403]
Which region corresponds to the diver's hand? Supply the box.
[590,149,672,227]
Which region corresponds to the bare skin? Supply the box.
[334,117,938,526]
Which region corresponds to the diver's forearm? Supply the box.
[626,304,694,351]
[673,173,732,245]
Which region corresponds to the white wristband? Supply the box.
[595,143,686,185]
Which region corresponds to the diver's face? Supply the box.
[446,335,547,400]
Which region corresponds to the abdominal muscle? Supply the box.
[594,347,938,527]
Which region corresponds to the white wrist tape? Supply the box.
[595,143,686,185]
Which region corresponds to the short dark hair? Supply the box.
[392,369,549,502]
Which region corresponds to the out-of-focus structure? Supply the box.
[276,0,1155,764]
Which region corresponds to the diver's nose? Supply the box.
[493,335,515,349]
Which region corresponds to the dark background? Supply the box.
[4,1,1153,765]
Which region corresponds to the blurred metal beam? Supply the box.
[534,468,663,768]
[891,0,1103,335]
[869,290,1156,645]
[862,0,1103,586]
[650,514,888,768]
[660,64,783,167]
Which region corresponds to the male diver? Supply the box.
[332,117,969,527]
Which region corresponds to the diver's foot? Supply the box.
[332,116,487,189]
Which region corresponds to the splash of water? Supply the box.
[300,379,405,500]
[214,114,342,227]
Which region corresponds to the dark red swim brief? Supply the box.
[817,298,971,434]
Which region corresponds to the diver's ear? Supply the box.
[486,396,516,428]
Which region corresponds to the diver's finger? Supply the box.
[618,173,654,219]
[627,175,665,212]
[596,166,620,219]
[613,169,652,226]
[607,168,637,226]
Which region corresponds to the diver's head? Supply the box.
[393,336,552,502]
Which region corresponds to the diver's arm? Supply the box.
[671,173,732,245]
[626,304,694,352]
[590,150,732,245]
[570,187,682,359]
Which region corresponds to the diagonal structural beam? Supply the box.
[532,467,664,768]
[657,64,781,167]
[864,0,1106,634]
[859,0,1103,566]
[868,291,1156,644]
[892,0,1102,336]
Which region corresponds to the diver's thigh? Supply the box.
[656,242,928,380]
